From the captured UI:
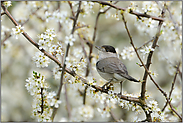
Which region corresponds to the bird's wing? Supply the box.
[96,57,128,75]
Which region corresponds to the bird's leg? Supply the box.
[101,79,113,91]
[120,81,124,95]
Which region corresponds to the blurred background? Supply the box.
[1,1,182,122]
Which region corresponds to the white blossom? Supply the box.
[65,34,76,46]
[3,1,12,8]
[11,25,24,39]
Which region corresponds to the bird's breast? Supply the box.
[97,69,113,81]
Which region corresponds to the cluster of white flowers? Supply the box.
[33,28,64,68]
[32,52,50,68]
[120,46,135,60]
[97,106,111,118]
[52,10,68,23]
[65,56,87,76]
[99,2,121,20]
[11,25,24,39]
[71,1,95,17]
[146,97,167,122]
[128,1,161,36]
[25,71,62,122]
[86,87,142,119]
[49,42,64,60]
[71,105,94,121]
[38,29,56,50]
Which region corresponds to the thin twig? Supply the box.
[74,25,89,31]
[93,1,165,21]
[175,64,182,80]
[1,12,5,16]
[68,1,75,17]
[64,84,71,120]
[110,110,118,122]
[78,34,88,58]
[157,47,182,80]
[1,34,11,45]
[83,86,88,105]
[136,37,154,50]
[162,62,180,111]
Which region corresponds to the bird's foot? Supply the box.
[101,85,107,91]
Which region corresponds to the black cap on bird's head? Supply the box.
[95,45,116,53]
[101,45,116,53]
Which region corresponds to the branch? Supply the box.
[121,12,152,122]
[51,1,82,121]
[93,1,165,21]
[140,8,165,100]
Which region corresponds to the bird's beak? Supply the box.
[95,45,102,51]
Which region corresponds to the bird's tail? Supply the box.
[127,75,140,82]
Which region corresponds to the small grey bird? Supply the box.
[95,45,139,92]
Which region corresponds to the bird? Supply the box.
[95,45,139,93]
